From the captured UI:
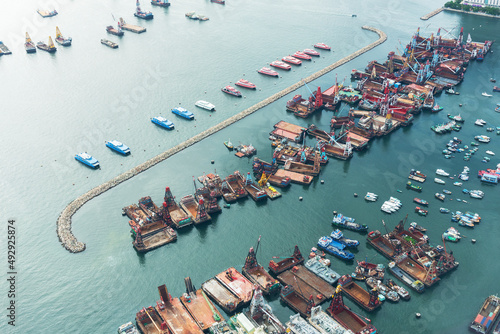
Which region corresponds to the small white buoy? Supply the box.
[471,239,476,243]
[321,180,324,184]
[299,197,303,201]
[416,313,421,319]
[354,193,358,198]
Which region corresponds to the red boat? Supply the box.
[303,48,320,56]
[235,79,256,89]
[258,67,279,77]
[282,56,302,65]
[413,198,428,206]
[493,86,500,92]
[314,43,331,50]
[270,60,291,71]
[293,51,312,60]
[221,85,242,97]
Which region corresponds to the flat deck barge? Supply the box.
[367,230,396,259]
[270,120,307,143]
[274,169,313,185]
[395,254,440,287]
[120,18,146,33]
[156,285,203,334]
[283,160,320,176]
[225,173,248,199]
[337,275,381,312]
[136,306,168,334]
[164,187,192,228]
[180,288,223,331]
[201,278,242,313]
[278,265,335,305]
[215,267,254,305]
[236,172,267,202]
[269,246,304,276]
[128,220,177,252]
[280,285,314,318]
[242,246,281,295]
[179,194,211,225]
[262,185,281,199]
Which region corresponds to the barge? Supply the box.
[283,159,320,177]
[309,305,353,334]
[337,275,381,312]
[236,172,267,202]
[366,230,396,259]
[225,173,248,199]
[286,314,320,333]
[155,284,203,334]
[388,262,425,293]
[270,121,307,144]
[215,267,254,305]
[201,278,242,313]
[195,186,221,214]
[470,295,500,334]
[135,306,167,334]
[119,18,146,33]
[180,277,224,331]
[163,187,192,228]
[179,194,211,225]
[274,169,313,185]
[220,179,237,203]
[304,256,341,285]
[242,240,281,295]
[269,245,304,276]
[280,285,315,318]
[101,39,118,48]
[394,254,440,288]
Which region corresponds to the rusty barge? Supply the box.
[269,246,305,276]
[179,194,211,225]
[163,187,192,228]
[242,240,281,295]
[337,275,381,312]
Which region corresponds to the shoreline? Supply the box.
[56,26,387,253]
[443,7,500,19]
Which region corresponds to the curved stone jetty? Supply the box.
[57,26,387,253]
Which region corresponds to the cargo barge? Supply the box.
[280,285,315,318]
[337,275,381,312]
[195,186,221,214]
[119,17,146,33]
[179,194,211,225]
[163,187,192,228]
[304,256,341,285]
[274,169,313,185]
[269,246,304,276]
[135,306,167,334]
[394,254,440,288]
[201,278,242,313]
[242,241,281,295]
[225,173,248,199]
[366,230,396,259]
[215,267,254,305]
[470,295,500,334]
[283,159,320,177]
[388,261,425,293]
[155,284,203,334]
[220,179,237,203]
[309,305,353,334]
[199,173,223,198]
[236,171,267,202]
[270,121,307,144]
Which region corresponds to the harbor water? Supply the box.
[1,0,499,333]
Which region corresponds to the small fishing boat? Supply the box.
[101,39,118,48]
[134,0,154,20]
[25,32,36,53]
[313,42,331,50]
[224,139,233,150]
[453,181,462,186]
[435,193,445,201]
[486,150,495,156]
[106,140,130,155]
[172,107,194,119]
[386,279,410,301]
[445,87,459,95]
[434,178,446,184]
[303,48,320,56]
[415,206,428,216]
[221,85,242,97]
[432,105,443,112]
[151,116,174,129]
[55,26,72,46]
[409,222,426,233]
[406,181,422,192]
[195,100,215,111]
[37,9,58,17]
[482,92,492,97]
[293,51,312,60]
[436,169,449,176]
[151,0,170,7]
[235,79,256,89]
[281,56,302,65]
[413,198,428,206]
[257,67,279,77]
[442,189,452,195]
[75,152,100,168]
[36,36,57,53]
[440,208,450,214]
[475,119,487,126]
[270,60,291,70]
[475,135,490,143]
[494,86,500,92]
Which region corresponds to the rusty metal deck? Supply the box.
[215,267,254,304]
[180,290,224,331]
[278,267,333,305]
[201,278,241,313]
[274,169,313,185]
[156,298,203,334]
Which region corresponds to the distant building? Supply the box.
[463,0,500,7]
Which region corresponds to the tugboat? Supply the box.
[235,79,256,89]
[409,221,426,233]
[221,85,242,97]
[257,67,279,77]
[314,42,331,50]
[134,0,154,20]
[151,0,170,7]
[36,36,57,53]
[74,152,100,169]
[432,105,443,112]
[172,107,194,119]
[223,139,233,150]
[303,48,320,56]
[151,116,174,129]
[293,51,312,60]
[270,60,291,71]
[281,56,302,65]
[55,26,72,46]
[25,32,36,53]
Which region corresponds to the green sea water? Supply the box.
[1,0,499,333]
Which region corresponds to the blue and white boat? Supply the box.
[75,152,100,168]
[151,116,174,129]
[106,140,130,155]
[317,236,354,260]
[330,229,359,248]
[440,207,450,214]
[332,213,368,232]
[172,107,194,120]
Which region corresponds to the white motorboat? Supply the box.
[486,150,495,156]
[474,119,486,126]
[482,92,492,97]
[195,100,216,111]
[434,178,446,184]
[436,169,449,177]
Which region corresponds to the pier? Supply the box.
[56,26,387,253]
[420,7,443,20]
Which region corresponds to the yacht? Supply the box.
[195,100,215,111]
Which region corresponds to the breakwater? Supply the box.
[420,7,444,20]
[56,26,387,253]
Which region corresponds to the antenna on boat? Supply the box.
[381,220,390,235]
[254,235,262,259]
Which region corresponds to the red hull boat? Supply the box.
[258,67,279,77]
[235,79,256,89]
[314,43,331,50]
[270,60,291,71]
[221,85,242,97]
[293,51,311,60]
[303,48,320,56]
[282,56,302,65]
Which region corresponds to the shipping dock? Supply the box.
[201,278,242,313]
[136,306,167,334]
[277,265,336,305]
[274,169,313,185]
[179,194,211,225]
[269,246,305,276]
[326,287,377,334]
[215,267,254,305]
[155,284,203,334]
[181,278,224,331]
[236,171,267,202]
[280,285,315,318]
[163,187,192,228]
[225,173,248,199]
[337,275,381,312]
[242,241,281,295]
[119,17,146,33]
